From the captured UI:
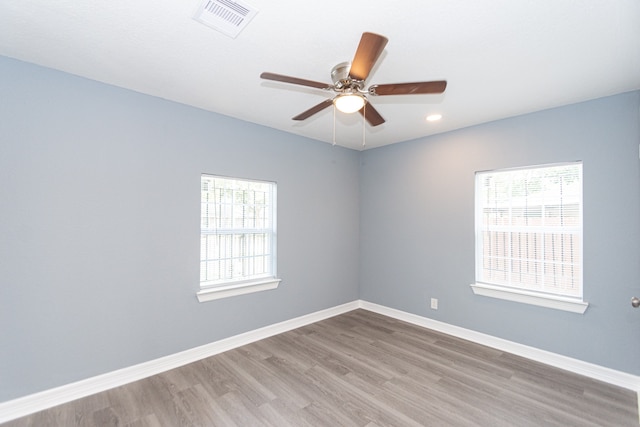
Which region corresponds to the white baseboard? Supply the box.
[0,301,359,423]
[1,299,638,424]
[358,300,640,392]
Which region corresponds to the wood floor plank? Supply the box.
[265,398,322,427]
[214,353,277,407]
[3,309,638,426]
[125,413,163,427]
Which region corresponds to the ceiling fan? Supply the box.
[260,32,447,127]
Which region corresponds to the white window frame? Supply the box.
[198,174,280,302]
[471,162,588,314]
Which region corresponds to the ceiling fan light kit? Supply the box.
[334,93,365,113]
[260,32,447,127]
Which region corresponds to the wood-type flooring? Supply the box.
[4,309,639,426]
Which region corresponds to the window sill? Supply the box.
[470,283,589,314]
[197,278,281,302]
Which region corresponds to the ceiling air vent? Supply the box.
[194,0,258,38]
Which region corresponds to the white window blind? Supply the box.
[200,175,276,288]
[475,163,582,299]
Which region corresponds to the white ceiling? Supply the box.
[1,0,639,150]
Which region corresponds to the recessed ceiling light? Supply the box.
[426,114,442,122]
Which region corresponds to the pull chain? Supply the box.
[332,100,366,148]
[362,102,366,148]
[332,103,336,146]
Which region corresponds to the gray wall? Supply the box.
[0,56,360,402]
[1,55,638,404]
[360,91,640,375]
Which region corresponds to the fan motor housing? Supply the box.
[331,62,363,91]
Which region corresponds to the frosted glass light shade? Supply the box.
[334,94,365,114]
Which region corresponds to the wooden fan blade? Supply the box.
[358,102,385,127]
[260,72,332,90]
[348,32,389,82]
[369,81,447,96]
[292,99,334,121]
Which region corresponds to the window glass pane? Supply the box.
[476,163,582,298]
[200,175,276,287]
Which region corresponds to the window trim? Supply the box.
[472,162,588,313]
[470,282,588,313]
[197,278,281,302]
[199,174,279,302]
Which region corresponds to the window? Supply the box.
[471,163,588,313]
[198,174,279,302]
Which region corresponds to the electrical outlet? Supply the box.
[430,298,438,310]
